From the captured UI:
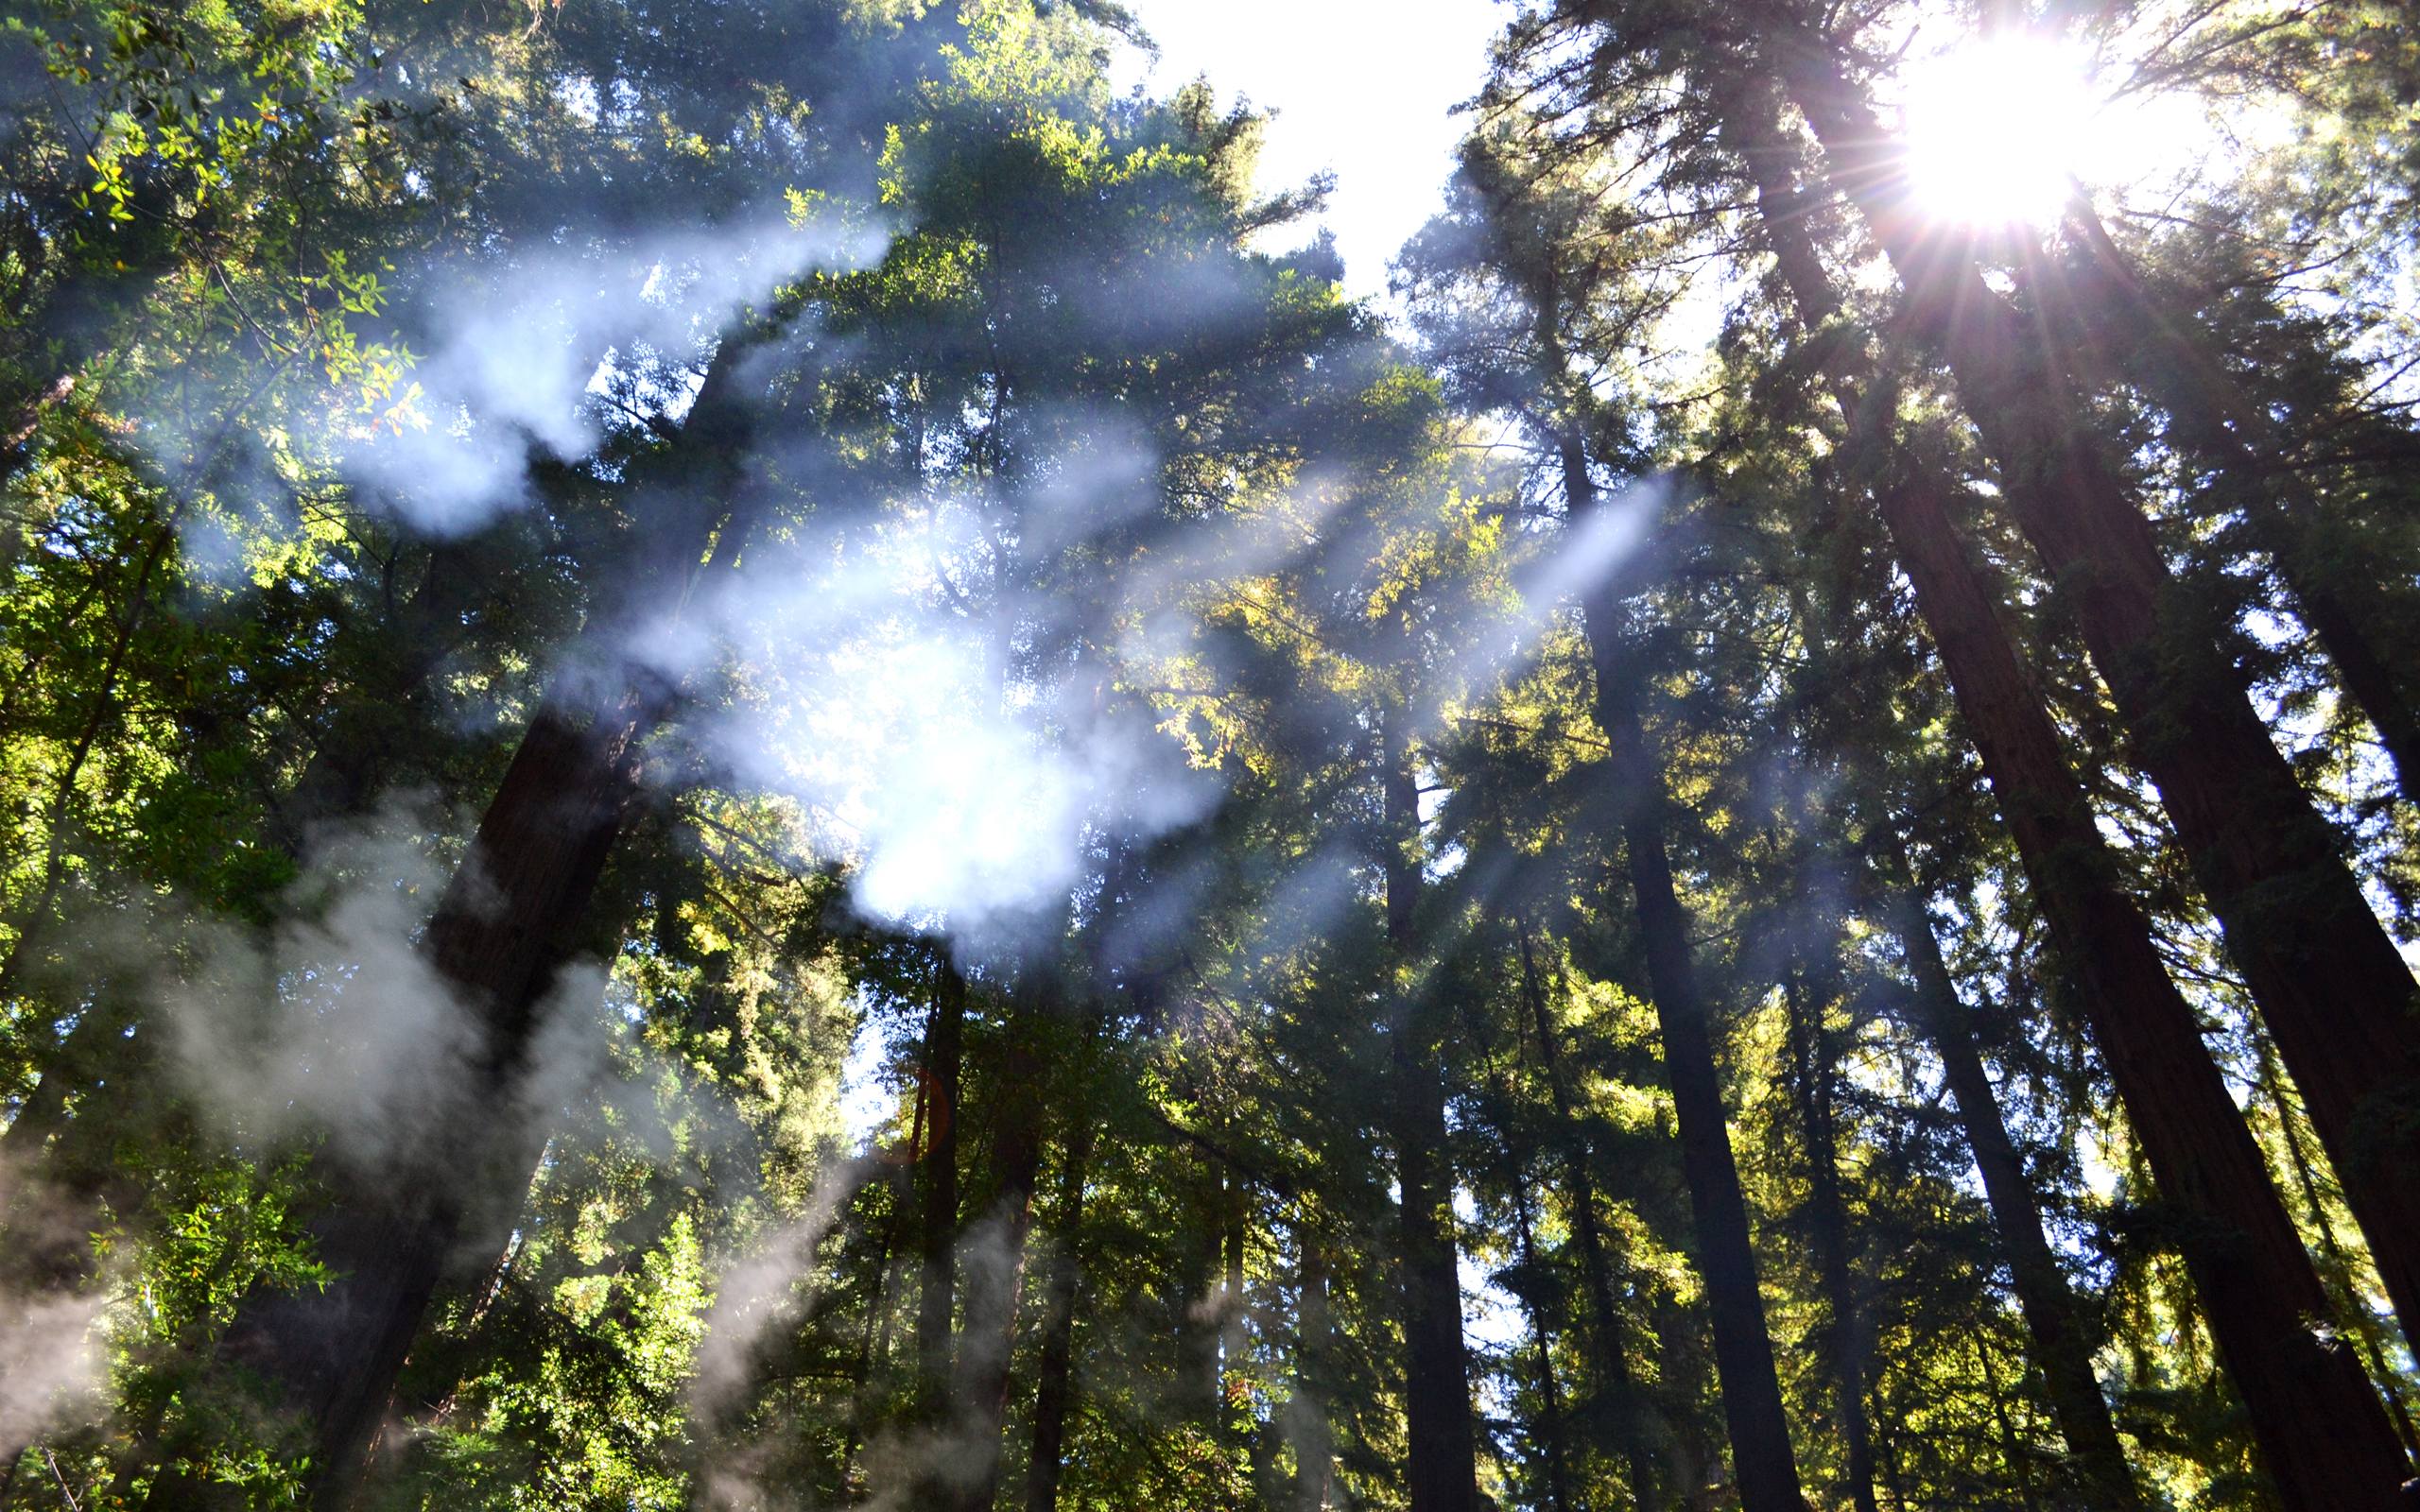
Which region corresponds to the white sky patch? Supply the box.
[836,988,906,1151]
[1110,0,1504,303]
[1455,1182,1525,1424]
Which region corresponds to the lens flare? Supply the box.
[1898,36,2096,228]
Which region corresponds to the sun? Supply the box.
[1896,36,2098,229]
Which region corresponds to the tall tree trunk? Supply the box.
[1380,707,1485,1512]
[1564,437,1806,1512]
[2256,1046,2420,1470]
[1715,70,2415,1510]
[1967,1323,2048,1512]
[1289,1229,1338,1512]
[1758,21,2420,1354]
[1516,925,1663,1510]
[1023,1110,1097,1512]
[1781,511,2140,1504]
[192,335,774,1512]
[1649,1291,1722,1511]
[942,988,1048,1512]
[223,674,678,1510]
[917,963,970,1418]
[1780,966,1878,1512]
[1508,1174,1576,1512]
[1890,892,2146,1510]
[2048,204,2420,799]
[838,1067,931,1495]
[1219,1165,1251,1450]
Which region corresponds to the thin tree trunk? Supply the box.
[942,985,1049,1512]
[1717,67,2415,1509]
[838,1073,925,1497]
[1380,706,1485,1512]
[1024,1111,1097,1512]
[1651,1287,1720,1511]
[1781,967,1879,1512]
[1516,924,1663,1510]
[1219,1165,1250,1449]
[1563,435,1808,1512]
[1290,1229,1338,1512]
[918,964,970,1418]
[1509,1174,1576,1512]
[1761,21,2420,1358]
[1967,1323,2046,1512]
[1890,893,2144,1510]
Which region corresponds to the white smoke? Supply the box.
[0,1157,111,1454]
[345,209,890,536]
[687,1152,880,1421]
[156,804,627,1170]
[0,1289,105,1454]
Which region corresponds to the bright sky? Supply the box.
[1108,0,1507,303]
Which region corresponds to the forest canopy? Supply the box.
[1,0,2417,1509]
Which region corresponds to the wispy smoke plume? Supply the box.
[0,1157,110,1455]
[156,804,626,1170]
[688,1151,879,1422]
[346,210,889,536]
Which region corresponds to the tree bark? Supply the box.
[1380,706,1485,1512]
[1564,437,1807,1512]
[1890,893,2145,1510]
[942,985,1049,1512]
[1780,966,1878,1512]
[221,675,677,1511]
[1716,68,2414,1510]
[917,963,970,1418]
[1515,925,1663,1511]
[1761,20,2420,1357]
[194,333,775,1512]
[1289,1229,1338,1512]
[1508,1174,1575,1512]
[1023,1108,1097,1512]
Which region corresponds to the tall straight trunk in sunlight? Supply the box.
[1563,435,1809,1512]
[1508,1171,1576,1512]
[942,983,1049,1512]
[1885,886,2145,1511]
[2044,204,2420,802]
[1781,961,1879,1512]
[1516,924,1664,1511]
[1290,1228,1339,1512]
[1754,13,2420,1359]
[1713,73,2414,1510]
[1380,706,1485,1512]
[193,338,773,1512]
[1783,567,2142,1507]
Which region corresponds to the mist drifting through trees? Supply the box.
[1,0,2417,1509]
